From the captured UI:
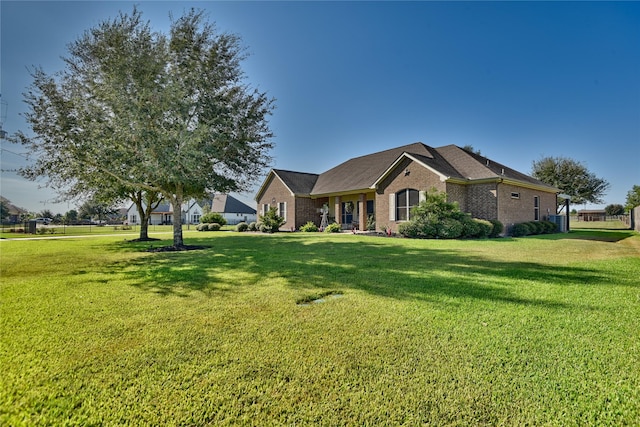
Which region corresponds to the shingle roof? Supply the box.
[435,145,554,188]
[212,194,256,214]
[273,169,319,195]
[311,142,435,195]
[259,142,557,199]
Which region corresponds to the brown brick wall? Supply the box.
[256,175,296,231]
[376,158,446,232]
[497,183,557,230]
[465,183,499,220]
[295,197,325,229]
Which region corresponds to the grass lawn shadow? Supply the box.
[105,234,612,310]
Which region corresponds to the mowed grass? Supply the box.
[1,229,639,425]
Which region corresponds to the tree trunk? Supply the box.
[171,187,184,248]
[134,199,150,240]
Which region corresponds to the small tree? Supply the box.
[259,207,285,233]
[625,185,640,211]
[604,204,625,216]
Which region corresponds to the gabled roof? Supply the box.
[255,169,319,200]
[311,143,435,195]
[212,194,256,214]
[259,142,558,199]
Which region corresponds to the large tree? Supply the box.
[531,156,609,205]
[14,8,274,248]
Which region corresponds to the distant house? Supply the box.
[127,199,203,225]
[577,209,606,222]
[0,197,27,223]
[211,194,257,225]
[126,195,255,225]
[255,142,560,233]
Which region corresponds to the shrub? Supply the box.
[460,216,480,238]
[300,221,319,232]
[324,222,342,233]
[366,215,376,231]
[489,219,504,237]
[398,221,420,238]
[259,207,286,233]
[236,222,249,232]
[542,220,557,233]
[200,212,227,226]
[258,223,269,233]
[248,222,258,231]
[437,218,464,239]
[511,222,531,237]
[472,219,493,239]
[196,223,207,231]
[528,221,544,235]
[207,223,221,231]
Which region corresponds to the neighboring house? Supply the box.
[211,194,257,225]
[577,209,606,222]
[126,195,255,225]
[0,196,27,223]
[255,142,560,233]
[127,199,204,225]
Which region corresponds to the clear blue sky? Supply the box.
[2,1,639,213]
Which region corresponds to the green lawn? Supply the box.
[1,230,639,425]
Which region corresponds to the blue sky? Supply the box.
[1,1,639,213]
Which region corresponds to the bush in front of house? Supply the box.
[300,221,319,232]
[324,222,342,233]
[510,220,558,237]
[207,223,221,231]
[398,189,500,240]
[248,222,258,231]
[259,207,286,233]
[200,212,227,226]
[510,222,531,237]
[542,220,558,233]
[470,219,493,239]
[489,219,504,237]
[235,222,248,232]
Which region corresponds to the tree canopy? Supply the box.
[625,185,640,211]
[531,156,609,205]
[14,8,274,247]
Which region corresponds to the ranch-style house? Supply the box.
[255,142,560,234]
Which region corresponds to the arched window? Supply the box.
[396,189,419,221]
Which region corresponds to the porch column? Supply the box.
[335,196,341,226]
[358,193,366,231]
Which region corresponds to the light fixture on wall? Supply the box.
[271,197,276,204]
[405,169,410,176]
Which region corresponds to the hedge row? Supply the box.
[510,220,557,237]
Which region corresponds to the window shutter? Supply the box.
[419,191,426,203]
[283,202,287,221]
[389,193,396,221]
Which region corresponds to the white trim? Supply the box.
[389,193,396,221]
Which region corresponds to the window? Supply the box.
[278,202,286,221]
[534,196,540,221]
[511,192,520,199]
[341,202,353,224]
[192,214,201,223]
[262,204,269,217]
[396,189,419,221]
[130,214,137,224]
